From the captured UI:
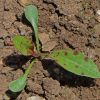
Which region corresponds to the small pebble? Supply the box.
[96,10,100,22]
[42,40,57,52]
[97,10,100,15]
[18,0,32,6]
[3,94,10,100]
[27,96,45,100]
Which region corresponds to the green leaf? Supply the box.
[9,75,27,92]
[9,60,36,92]
[24,5,38,30]
[13,35,34,56]
[49,50,100,78]
[24,5,40,52]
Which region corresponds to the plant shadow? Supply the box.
[3,54,30,99]
[5,90,21,100]
[41,59,95,87]
[3,53,30,70]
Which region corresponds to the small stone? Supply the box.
[27,96,45,100]
[3,94,10,100]
[39,33,50,45]
[96,16,100,22]
[42,40,57,51]
[18,0,32,7]
[97,10,100,15]
[39,33,58,51]
[96,10,100,22]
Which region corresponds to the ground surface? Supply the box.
[0,0,100,100]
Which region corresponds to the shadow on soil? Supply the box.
[5,90,21,100]
[3,54,30,99]
[3,56,95,99]
[42,59,95,87]
[3,55,95,87]
[3,54,30,69]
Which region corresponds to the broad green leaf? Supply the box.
[24,5,40,52]
[24,5,38,31]
[9,60,36,92]
[12,35,34,56]
[49,50,100,78]
[9,75,27,92]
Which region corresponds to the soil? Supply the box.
[0,0,100,100]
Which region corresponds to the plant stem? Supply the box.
[35,32,40,52]
[32,24,40,53]
[24,59,36,77]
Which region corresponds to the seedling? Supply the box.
[9,5,100,92]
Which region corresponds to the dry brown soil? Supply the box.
[0,0,100,100]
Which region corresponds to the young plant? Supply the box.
[9,5,100,92]
[24,5,40,52]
